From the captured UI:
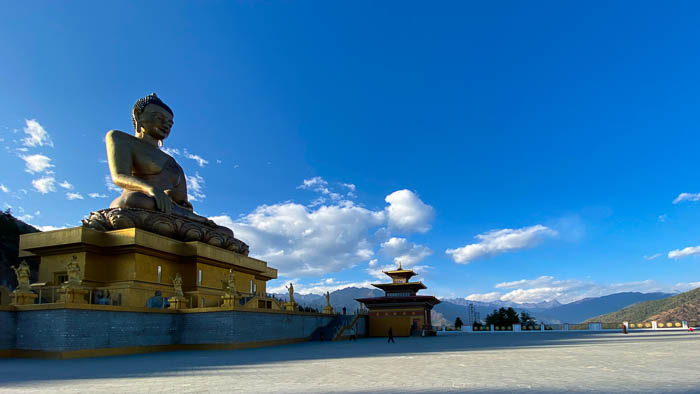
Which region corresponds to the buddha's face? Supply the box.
[137,104,173,141]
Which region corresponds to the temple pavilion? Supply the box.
[356,264,440,337]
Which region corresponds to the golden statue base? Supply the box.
[11,291,38,306]
[58,287,89,304]
[284,302,298,312]
[221,294,238,308]
[19,226,277,309]
[323,305,333,314]
[82,208,249,255]
[168,296,188,310]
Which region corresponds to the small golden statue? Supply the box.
[57,256,88,304]
[284,282,297,312]
[323,290,333,314]
[11,261,31,292]
[10,261,38,305]
[172,272,184,298]
[64,255,82,288]
[83,93,248,254]
[286,282,295,304]
[225,269,236,296]
[220,269,238,308]
[167,272,187,309]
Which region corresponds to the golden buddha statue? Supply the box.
[83,94,248,255]
[106,93,211,224]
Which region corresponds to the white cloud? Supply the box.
[495,276,558,289]
[211,201,385,277]
[186,172,206,202]
[20,154,53,174]
[88,192,107,198]
[446,224,557,264]
[210,181,435,279]
[184,149,209,167]
[380,237,432,266]
[668,246,700,259]
[66,192,83,200]
[465,292,503,302]
[385,189,434,233]
[466,276,688,304]
[58,180,73,190]
[0,184,9,193]
[269,278,375,295]
[673,281,700,292]
[32,177,56,194]
[644,253,661,260]
[22,119,53,147]
[16,214,33,222]
[298,177,342,201]
[161,147,180,157]
[34,224,66,232]
[658,215,668,223]
[105,174,122,194]
[673,193,700,204]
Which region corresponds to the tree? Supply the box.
[454,317,464,329]
[485,307,520,326]
[520,311,536,326]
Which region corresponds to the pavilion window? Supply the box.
[198,269,203,286]
[250,279,254,293]
[157,265,162,283]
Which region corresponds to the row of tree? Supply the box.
[454,307,537,329]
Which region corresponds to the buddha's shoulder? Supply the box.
[105,129,136,143]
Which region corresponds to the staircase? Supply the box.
[333,313,364,341]
[310,315,352,341]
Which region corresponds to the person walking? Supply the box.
[387,327,395,343]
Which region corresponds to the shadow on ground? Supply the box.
[0,331,697,385]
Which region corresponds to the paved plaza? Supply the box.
[1,331,698,393]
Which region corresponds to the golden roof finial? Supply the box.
[398,261,403,270]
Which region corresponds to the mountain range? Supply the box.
[276,286,675,324]
[586,287,700,323]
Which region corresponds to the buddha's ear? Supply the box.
[132,107,142,135]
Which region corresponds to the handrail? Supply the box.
[333,313,363,341]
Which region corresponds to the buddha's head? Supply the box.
[132,93,174,142]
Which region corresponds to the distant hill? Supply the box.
[537,292,672,323]
[276,286,677,324]
[586,287,700,323]
[274,287,383,313]
[435,292,671,324]
[0,211,40,289]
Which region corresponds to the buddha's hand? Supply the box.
[147,187,173,214]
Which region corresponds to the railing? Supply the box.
[656,322,683,328]
[494,325,513,331]
[568,323,588,330]
[32,286,127,306]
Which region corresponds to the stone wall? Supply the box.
[0,310,15,350]
[1,307,368,355]
[14,309,179,351]
[180,310,333,344]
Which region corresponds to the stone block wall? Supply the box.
[3,308,348,354]
[0,310,15,350]
[180,311,332,344]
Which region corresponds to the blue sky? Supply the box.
[1,2,700,302]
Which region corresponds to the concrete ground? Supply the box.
[1,331,698,393]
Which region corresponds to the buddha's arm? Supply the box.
[105,130,172,214]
